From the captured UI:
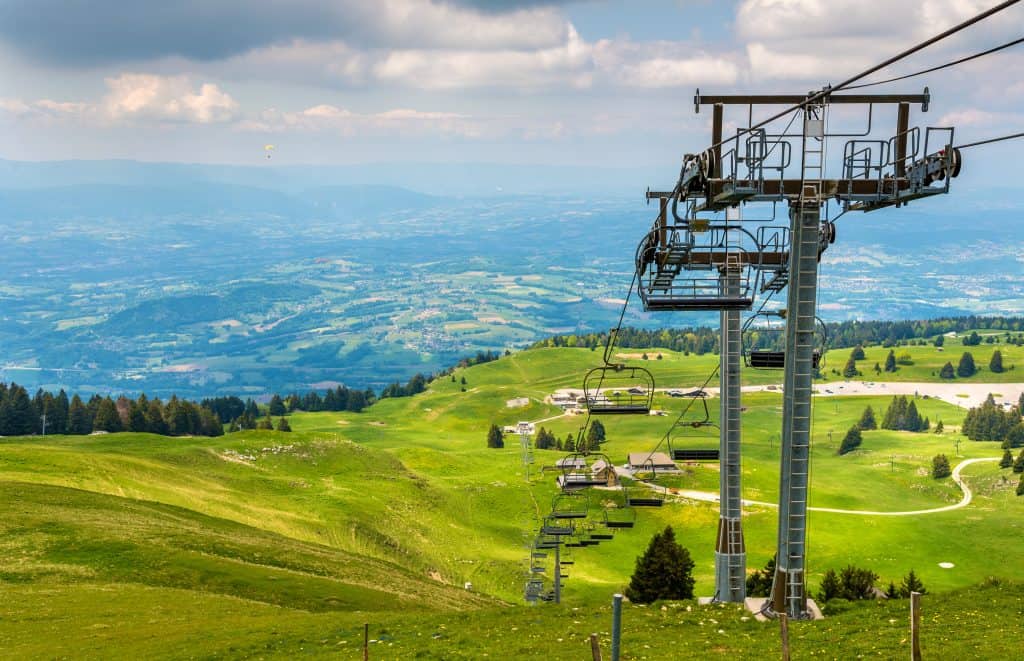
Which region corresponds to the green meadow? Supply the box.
[1,345,1022,658]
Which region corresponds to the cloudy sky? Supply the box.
[1,0,1022,176]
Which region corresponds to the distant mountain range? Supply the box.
[1,158,1021,398]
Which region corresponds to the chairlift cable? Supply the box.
[692,0,1021,167]
[844,36,1024,90]
[955,131,1024,149]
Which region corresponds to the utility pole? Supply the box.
[40,412,47,436]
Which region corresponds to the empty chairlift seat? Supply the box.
[582,365,654,414]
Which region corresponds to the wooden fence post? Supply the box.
[911,592,922,661]
[363,622,369,661]
[590,632,603,661]
[779,612,791,661]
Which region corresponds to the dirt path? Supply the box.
[628,457,999,516]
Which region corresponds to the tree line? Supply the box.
[534,315,1024,355]
[0,382,223,437]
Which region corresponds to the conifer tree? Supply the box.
[939,362,955,379]
[276,417,291,432]
[1014,449,1024,474]
[843,356,859,378]
[857,405,877,431]
[1000,449,1013,468]
[851,345,866,361]
[257,414,274,430]
[745,556,776,598]
[932,454,952,479]
[989,350,1005,373]
[906,401,922,432]
[1017,475,1024,497]
[839,426,862,455]
[268,394,286,416]
[884,349,897,372]
[67,394,92,435]
[92,397,122,433]
[625,526,695,603]
[818,569,842,602]
[486,423,504,449]
[898,569,926,597]
[957,352,977,378]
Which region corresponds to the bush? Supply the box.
[625,526,695,603]
[1017,475,1024,497]
[819,565,879,602]
[939,362,956,379]
[745,556,775,598]
[1000,449,1014,469]
[275,417,291,432]
[932,454,952,479]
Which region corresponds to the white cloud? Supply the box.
[736,0,1024,82]
[371,24,592,89]
[104,74,239,124]
[239,103,482,137]
[593,39,740,88]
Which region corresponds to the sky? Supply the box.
[1,0,1022,183]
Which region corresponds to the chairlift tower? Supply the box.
[641,86,962,618]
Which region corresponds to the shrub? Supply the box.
[932,454,952,479]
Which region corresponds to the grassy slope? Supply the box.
[1,344,1023,657]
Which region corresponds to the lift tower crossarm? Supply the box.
[695,91,930,111]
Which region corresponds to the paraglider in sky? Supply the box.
[264,144,275,159]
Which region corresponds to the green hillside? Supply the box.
[2,345,1022,657]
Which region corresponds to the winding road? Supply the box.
[627,457,1000,517]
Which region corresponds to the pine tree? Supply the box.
[957,352,977,378]
[346,389,366,412]
[268,394,286,416]
[818,569,842,602]
[852,345,866,361]
[67,394,92,435]
[146,400,168,435]
[939,362,955,379]
[857,405,877,431]
[745,555,776,598]
[885,581,899,599]
[1000,449,1013,469]
[486,423,504,449]
[932,454,952,479]
[843,356,859,378]
[838,426,862,455]
[898,569,926,597]
[257,414,274,430]
[276,417,291,432]
[884,349,897,372]
[92,397,122,433]
[625,526,695,603]
[906,401,922,432]
[1014,449,1024,474]
[935,420,944,433]
[989,350,1004,373]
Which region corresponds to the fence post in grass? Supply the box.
[611,593,623,661]
[911,591,922,661]
[590,632,603,661]
[779,612,790,661]
[363,622,369,661]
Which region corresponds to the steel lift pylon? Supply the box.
[640,87,961,618]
